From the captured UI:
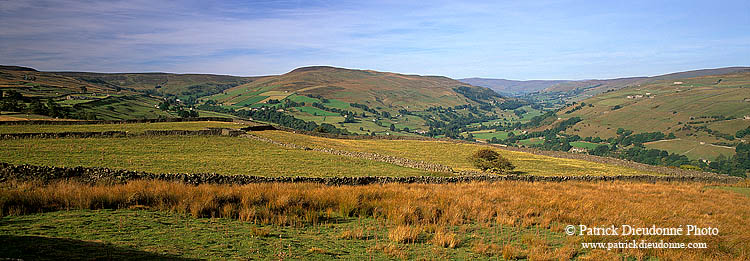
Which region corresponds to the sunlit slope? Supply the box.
[207,66,502,111]
[554,71,750,160]
[252,130,662,176]
[558,71,750,137]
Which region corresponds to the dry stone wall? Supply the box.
[0,117,234,126]
[0,162,741,186]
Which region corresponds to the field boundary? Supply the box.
[0,128,246,139]
[0,162,742,185]
[0,117,234,126]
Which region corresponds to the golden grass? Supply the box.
[253,130,661,176]
[388,225,422,244]
[1,180,749,259]
[430,229,460,248]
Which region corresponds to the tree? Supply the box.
[389,124,396,131]
[469,149,515,174]
[29,100,47,115]
[79,86,87,93]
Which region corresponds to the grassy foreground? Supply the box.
[1,180,748,260]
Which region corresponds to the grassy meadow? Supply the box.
[1,180,748,260]
[252,130,660,176]
[0,136,438,177]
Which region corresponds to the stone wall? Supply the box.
[0,117,234,126]
[0,162,742,186]
[0,131,128,139]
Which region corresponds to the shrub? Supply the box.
[469,149,515,173]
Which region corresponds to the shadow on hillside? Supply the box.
[0,235,197,260]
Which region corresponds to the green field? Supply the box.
[294,106,341,117]
[234,95,268,107]
[0,135,436,177]
[469,130,520,141]
[569,141,603,149]
[518,137,544,146]
[644,139,736,160]
[73,95,174,120]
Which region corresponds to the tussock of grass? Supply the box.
[388,225,421,244]
[430,229,460,248]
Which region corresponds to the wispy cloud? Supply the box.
[1,0,748,79]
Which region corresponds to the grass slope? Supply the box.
[205,66,501,111]
[556,71,750,160]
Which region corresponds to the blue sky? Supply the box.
[1,0,748,80]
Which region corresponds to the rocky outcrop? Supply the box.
[0,162,742,186]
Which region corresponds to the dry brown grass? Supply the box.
[430,229,460,248]
[388,225,422,244]
[1,180,749,260]
[471,241,502,256]
[338,227,368,240]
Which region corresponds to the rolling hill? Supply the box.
[554,70,750,160]
[207,66,502,111]
[538,67,750,104]
[465,67,750,107]
[0,65,259,120]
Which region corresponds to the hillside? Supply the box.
[555,71,750,161]
[207,66,501,110]
[199,66,510,136]
[0,66,258,120]
[458,78,568,96]
[54,71,256,97]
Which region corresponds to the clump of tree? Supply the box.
[469,149,515,174]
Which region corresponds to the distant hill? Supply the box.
[458,78,568,96]
[0,66,257,120]
[464,67,750,105]
[53,71,257,97]
[209,66,503,111]
[539,67,750,102]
